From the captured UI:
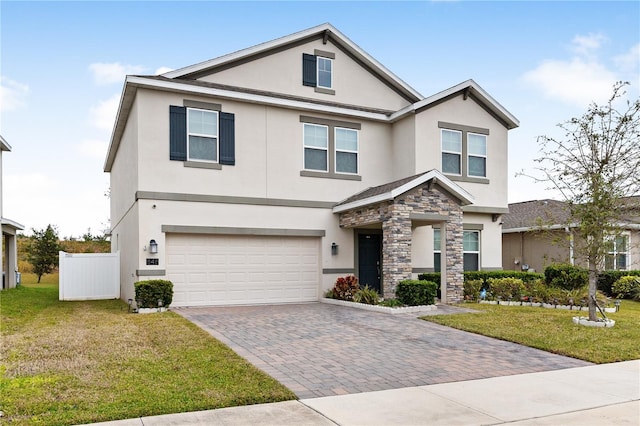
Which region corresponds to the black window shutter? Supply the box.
[302,53,317,87]
[169,106,187,161]
[219,112,235,165]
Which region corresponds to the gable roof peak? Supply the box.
[161,23,422,102]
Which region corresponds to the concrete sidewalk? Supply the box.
[90,360,639,425]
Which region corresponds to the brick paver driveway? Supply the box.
[176,303,590,399]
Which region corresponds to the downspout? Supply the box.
[566,227,574,265]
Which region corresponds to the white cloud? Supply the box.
[613,43,640,74]
[89,93,120,131]
[89,62,146,85]
[0,76,29,112]
[521,33,624,107]
[76,139,109,159]
[155,66,174,75]
[570,33,607,58]
[522,58,617,107]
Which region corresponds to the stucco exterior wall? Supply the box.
[132,199,354,295]
[134,89,396,202]
[414,94,509,210]
[391,115,416,179]
[199,38,412,112]
[109,100,139,227]
[110,203,139,302]
[502,230,571,273]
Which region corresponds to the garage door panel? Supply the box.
[167,234,320,307]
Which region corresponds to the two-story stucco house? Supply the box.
[105,23,519,307]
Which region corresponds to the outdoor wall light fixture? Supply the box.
[331,242,339,255]
[149,239,158,254]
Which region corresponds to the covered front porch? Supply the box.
[333,170,474,304]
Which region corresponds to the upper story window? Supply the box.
[441,129,462,175]
[188,108,218,162]
[302,50,336,95]
[317,57,333,89]
[335,127,358,174]
[467,133,487,177]
[300,115,361,181]
[169,101,235,169]
[303,123,329,171]
[439,122,490,183]
[605,234,629,270]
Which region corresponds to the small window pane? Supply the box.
[304,124,328,148]
[464,253,479,271]
[318,57,332,88]
[617,254,627,270]
[616,236,628,252]
[468,156,486,177]
[442,152,461,174]
[605,255,614,270]
[336,151,357,173]
[433,228,441,251]
[434,253,441,273]
[468,133,486,156]
[189,135,217,161]
[188,109,217,136]
[442,129,462,152]
[463,231,479,252]
[304,148,327,171]
[336,128,358,151]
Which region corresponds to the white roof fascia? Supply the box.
[1,217,25,230]
[501,222,640,234]
[128,76,390,121]
[0,135,12,152]
[332,170,474,214]
[162,23,422,101]
[398,80,520,129]
[104,81,134,171]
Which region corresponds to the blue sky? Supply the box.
[1,1,639,237]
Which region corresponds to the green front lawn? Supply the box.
[422,301,640,364]
[0,284,295,425]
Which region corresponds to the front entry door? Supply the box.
[358,233,381,294]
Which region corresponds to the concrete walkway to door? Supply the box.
[176,303,590,399]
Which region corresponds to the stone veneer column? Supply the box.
[445,209,464,303]
[381,203,413,299]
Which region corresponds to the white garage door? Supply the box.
[166,234,321,307]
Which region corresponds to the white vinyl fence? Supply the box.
[59,251,120,301]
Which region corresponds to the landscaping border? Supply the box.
[321,297,437,314]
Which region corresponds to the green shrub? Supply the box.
[464,279,483,301]
[353,285,380,305]
[379,298,404,307]
[524,279,549,303]
[598,270,640,296]
[331,275,359,301]
[612,276,640,299]
[487,277,525,301]
[630,286,640,302]
[544,264,588,290]
[135,280,173,308]
[396,280,437,306]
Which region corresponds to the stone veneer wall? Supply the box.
[338,184,464,302]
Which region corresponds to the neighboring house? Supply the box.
[0,135,25,290]
[105,23,519,307]
[502,199,640,273]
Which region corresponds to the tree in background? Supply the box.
[523,81,640,321]
[26,224,61,283]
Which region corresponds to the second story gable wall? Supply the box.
[390,115,416,180]
[414,94,509,209]
[109,100,139,229]
[134,88,395,204]
[195,38,413,112]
